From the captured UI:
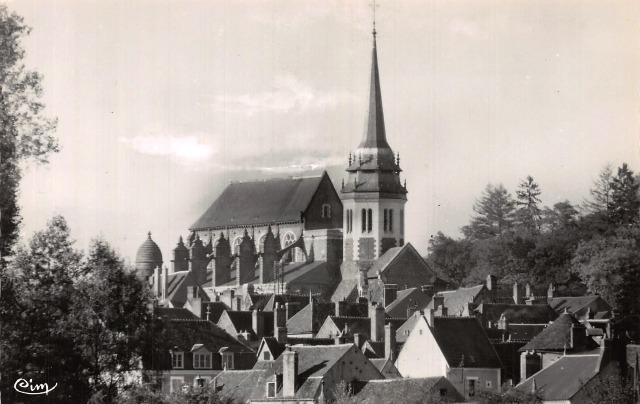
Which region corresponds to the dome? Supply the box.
[135,232,163,278]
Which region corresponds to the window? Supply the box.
[233,237,242,255]
[267,382,276,398]
[486,380,492,388]
[170,377,185,393]
[221,352,234,370]
[283,232,296,247]
[367,209,372,232]
[400,209,404,234]
[361,209,366,233]
[383,209,388,232]
[322,204,331,218]
[467,379,477,397]
[195,378,207,388]
[345,209,353,233]
[389,209,393,232]
[263,351,271,360]
[171,351,184,369]
[193,353,212,369]
[439,388,447,397]
[258,234,266,253]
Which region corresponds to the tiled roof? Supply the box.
[368,358,402,379]
[156,307,198,320]
[353,377,465,403]
[431,316,502,369]
[165,270,211,308]
[268,344,354,378]
[202,301,230,323]
[476,303,558,324]
[319,316,406,340]
[520,313,599,352]
[190,174,325,230]
[426,284,487,316]
[217,261,333,289]
[363,340,385,358]
[214,369,274,402]
[286,302,334,335]
[135,233,163,265]
[163,319,252,353]
[367,247,404,277]
[385,287,431,318]
[507,324,548,341]
[259,337,286,360]
[548,296,601,314]
[517,354,601,401]
[221,310,275,339]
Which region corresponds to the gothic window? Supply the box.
[367,209,372,232]
[283,232,296,247]
[361,209,366,233]
[233,237,242,255]
[348,209,353,233]
[389,209,394,232]
[322,204,331,218]
[259,234,266,253]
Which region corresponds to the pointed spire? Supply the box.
[359,29,390,150]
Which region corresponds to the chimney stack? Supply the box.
[547,283,555,299]
[354,333,364,349]
[275,302,287,343]
[525,283,532,298]
[153,266,161,297]
[286,302,300,320]
[252,309,265,339]
[513,282,523,304]
[486,274,497,291]
[433,294,444,310]
[335,300,347,317]
[282,347,298,397]
[385,323,396,361]
[370,302,385,342]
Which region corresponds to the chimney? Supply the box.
[486,274,496,291]
[383,284,398,307]
[275,302,287,343]
[153,266,161,297]
[513,282,522,304]
[385,323,396,361]
[406,301,418,318]
[282,347,298,397]
[547,283,555,299]
[370,303,385,342]
[498,313,509,330]
[252,309,265,339]
[286,302,300,320]
[433,294,444,310]
[335,300,347,317]
[162,266,169,301]
[429,309,435,327]
[436,304,448,317]
[525,283,532,298]
[276,326,287,344]
[353,333,364,349]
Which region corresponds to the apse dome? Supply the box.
[135,232,163,279]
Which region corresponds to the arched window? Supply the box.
[283,232,296,247]
[383,209,388,232]
[233,237,242,255]
[367,209,372,232]
[400,209,404,234]
[361,209,366,233]
[322,204,331,218]
[258,234,267,253]
[348,210,353,233]
[389,209,394,232]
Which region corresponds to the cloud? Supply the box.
[209,74,356,116]
[120,134,214,164]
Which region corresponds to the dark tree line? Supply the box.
[427,164,640,320]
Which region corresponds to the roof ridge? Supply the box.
[230,175,323,185]
[332,315,369,320]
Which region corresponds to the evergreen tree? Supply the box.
[608,163,640,225]
[514,176,542,231]
[462,184,516,240]
[583,165,613,214]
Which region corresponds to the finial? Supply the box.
[348,152,352,166]
[147,231,152,239]
[396,151,400,165]
[370,0,379,39]
[178,235,183,244]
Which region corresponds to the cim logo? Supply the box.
[14,378,58,396]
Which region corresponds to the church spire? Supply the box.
[359,26,390,150]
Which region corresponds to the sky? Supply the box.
[7,0,640,264]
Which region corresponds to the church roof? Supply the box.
[361,35,389,151]
[135,232,163,265]
[190,174,327,230]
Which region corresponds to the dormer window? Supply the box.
[221,352,234,369]
[322,204,331,218]
[171,351,184,369]
[193,352,211,369]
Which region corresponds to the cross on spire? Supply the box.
[370,0,379,37]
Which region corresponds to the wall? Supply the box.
[446,367,501,400]
[395,316,449,378]
[304,174,343,231]
[319,345,384,402]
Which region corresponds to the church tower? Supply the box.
[341,28,407,278]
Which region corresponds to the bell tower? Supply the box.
[341,28,407,279]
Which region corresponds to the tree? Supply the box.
[0,216,87,403]
[462,184,516,240]
[541,201,578,232]
[0,4,58,258]
[72,238,154,404]
[515,176,543,232]
[583,165,613,215]
[478,383,542,403]
[427,232,474,286]
[608,163,640,225]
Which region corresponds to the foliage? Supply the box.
[608,163,640,225]
[117,382,235,404]
[0,4,58,257]
[462,184,516,240]
[477,383,542,403]
[0,216,154,404]
[579,374,635,404]
[515,176,543,232]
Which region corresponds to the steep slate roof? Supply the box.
[202,301,230,323]
[367,246,405,276]
[286,302,334,335]
[163,319,252,353]
[214,369,274,403]
[520,313,599,352]
[426,284,487,316]
[517,354,601,401]
[385,287,431,318]
[318,316,406,340]
[476,303,558,324]
[330,279,359,302]
[368,358,402,379]
[165,270,212,308]
[431,316,502,369]
[218,310,275,339]
[353,377,465,404]
[156,307,199,320]
[507,324,549,341]
[218,261,333,289]
[190,174,325,230]
[258,337,287,360]
[548,296,602,314]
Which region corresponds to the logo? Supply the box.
[14,378,58,396]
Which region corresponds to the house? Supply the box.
[150,318,255,393]
[518,312,600,381]
[254,336,334,363]
[352,377,465,403]
[395,314,502,400]
[516,349,620,403]
[368,358,402,379]
[214,344,384,403]
[425,284,496,317]
[474,302,558,331]
[548,295,613,321]
[384,286,432,319]
[285,300,335,338]
[216,310,275,346]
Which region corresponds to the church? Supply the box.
[135,29,447,308]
